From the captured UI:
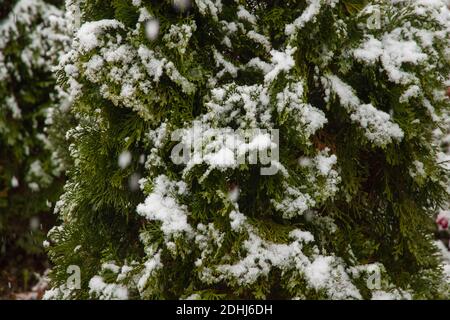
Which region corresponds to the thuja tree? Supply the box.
[0,0,70,293]
[46,0,450,299]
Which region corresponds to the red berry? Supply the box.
[437,217,449,229]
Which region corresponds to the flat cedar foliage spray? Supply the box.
[0,0,70,293]
[45,0,450,299]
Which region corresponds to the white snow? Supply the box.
[237,5,257,25]
[6,96,21,119]
[349,103,405,145]
[136,175,193,238]
[285,0,322,36]
[264,46,296,83]
[353,31,428,85]
[137,250,162,292]
[88,275,128,300]
[76,20,124,52]
[246,31,271,51]
[323,75,404,146]
[229,210,246,232]
[213,49,239,78]
[276,81,327,138]
[194,0,223,21]
[205,147,235,168]
[118,151,132,169]
[227,185,240,203]
[145,19,160,41]
[163,22,196,55]
[315,152,337,176]
[11,176,19,188]
[399,85,421,103]
[203,219,362,299]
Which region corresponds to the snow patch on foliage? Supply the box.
[76,20,124,52]
[264,46,296,83]
[194,0,222,21]
[276,81,327,138]
[285,0,339,36]
[200,210,361,299]
[322,75,404,146]
[89,276,128,300]
[353,31,427,85]
[137,175,193,238]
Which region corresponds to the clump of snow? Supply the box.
[286,0,322,36]
[246,30,271,51]
[273,185,315,219]
[137,249,163,293]
[399,85,421,103]
[315,152,337,176]
[136,175,193,239]
[273,149,340,219]
[212,49,239,79]
[237,5,257,25]
[229,210,246,232]
[5,96,21,119]
[264,46,296,83]
[76,20,124,52]
[350,104,404,145]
